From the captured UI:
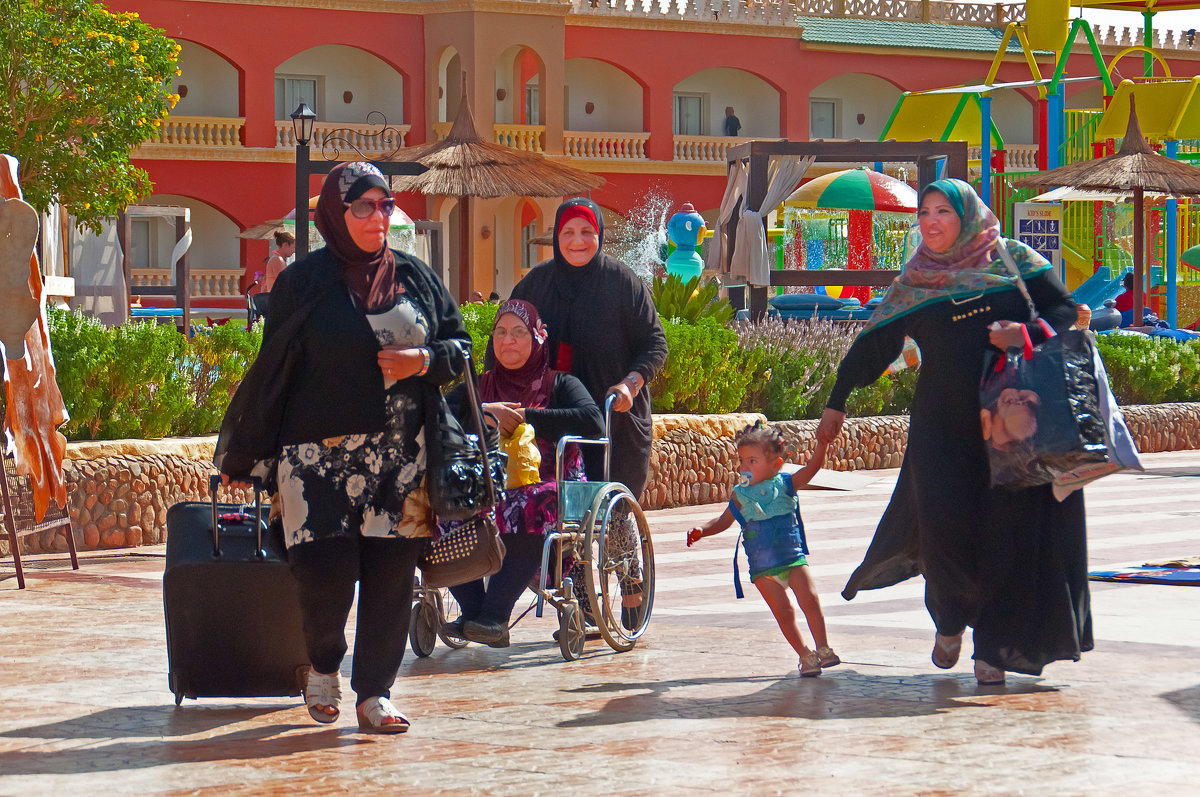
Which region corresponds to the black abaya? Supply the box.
[827,270,1093,675]
[509,253,667,497]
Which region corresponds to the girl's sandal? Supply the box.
[932,632,963,669]
[357,696,410,734]
[304,669,342,724]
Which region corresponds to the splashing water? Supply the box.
[605,186,675,283]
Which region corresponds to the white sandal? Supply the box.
[974,659,1006,685]
[357,696,410,734]
[304,669,342,724]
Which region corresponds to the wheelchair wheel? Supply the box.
[582,483,654,652]
[558,595,586,661]
[435,588,469,649]
[409,593,440,658]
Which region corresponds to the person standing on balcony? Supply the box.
[816,178,1090,686]
[216,161,470,734]
[509,197,667,625]
[723,106,742,137]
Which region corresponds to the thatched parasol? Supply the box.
[1015,97,1200,324]
[389,96,604,199]
[388,90,603,298]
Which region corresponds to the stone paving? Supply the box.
[2,450,1199,795]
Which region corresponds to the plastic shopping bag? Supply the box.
[980,329,1109,490]
[502,422,541,489]
[1050,335,1144,500]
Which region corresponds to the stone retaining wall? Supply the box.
[6,403,1200,554]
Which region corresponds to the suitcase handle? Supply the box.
[209,474,265,559]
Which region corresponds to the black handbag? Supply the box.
[419,344,507,588]
[423,344,506,521]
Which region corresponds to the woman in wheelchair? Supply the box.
[443,299,603,647]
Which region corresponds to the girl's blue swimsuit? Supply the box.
[729,473,810,590]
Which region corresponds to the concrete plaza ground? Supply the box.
[2,450,1199,795]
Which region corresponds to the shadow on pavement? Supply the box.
[556,669,1059,726]
[0,705,369,776]
[1161,683,1200,725]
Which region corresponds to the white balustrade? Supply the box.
[564,131,650,160]
[493,124,546,152]
[673,135,760,163]
[146,116,244,147]
[130,268,244,299]
[968,144,1040,171]
[274,121,410,155]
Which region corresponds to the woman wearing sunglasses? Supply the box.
[217,162,470,734]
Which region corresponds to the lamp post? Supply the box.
[291,102,317,260]
[285,106,427,268]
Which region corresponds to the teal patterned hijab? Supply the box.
[863,178,1052,334]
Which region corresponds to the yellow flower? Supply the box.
[108,59,115,66]
[130,41,138,52]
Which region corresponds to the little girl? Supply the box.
[688,422,839,677]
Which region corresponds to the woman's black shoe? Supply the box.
[463,619,510,648]
[442,618,467,640]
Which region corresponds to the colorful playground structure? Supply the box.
[773,0,1200,328]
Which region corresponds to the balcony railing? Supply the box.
[789,0,1024,26]
[275,121,410,155]
[143,116,244,147]
[130,267,242,299]
[673,135,759,163]
[494,123,546,152]
[564,131,650,160]
[968,143,1040,171]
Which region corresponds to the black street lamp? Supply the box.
[291,103,318,260]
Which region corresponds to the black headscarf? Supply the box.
[314,161,396,313]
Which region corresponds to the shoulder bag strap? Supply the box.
[995,238,1037,324]
[455,342,497,506]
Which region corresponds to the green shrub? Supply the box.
[734,316,861,420]
[47,309,262,440]
[651,274,734,325]
[1095,333,1200,405]
[651,317,758,413]
[174,321,264,436]
[459,301,498,373]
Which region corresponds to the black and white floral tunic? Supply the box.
[277,291,433,548]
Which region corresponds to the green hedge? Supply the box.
[35,305,1200,441]
[47,309,261,440]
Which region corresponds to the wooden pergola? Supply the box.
[718,140,969,319]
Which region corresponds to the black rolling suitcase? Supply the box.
[164,475,309,705]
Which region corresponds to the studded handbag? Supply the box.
[419,343,507,587]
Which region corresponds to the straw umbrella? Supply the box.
[389,91,604,299]
[1015,97,1200,324]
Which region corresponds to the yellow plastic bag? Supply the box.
[503,422,542,489]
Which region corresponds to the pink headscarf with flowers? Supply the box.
[478,299,556,409]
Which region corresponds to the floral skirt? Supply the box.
[277,387,432,548]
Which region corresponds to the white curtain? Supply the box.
[704,160,746,280]
[729,155,814,287]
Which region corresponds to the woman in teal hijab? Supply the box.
[816,179,1091,685]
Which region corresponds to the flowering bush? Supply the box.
[1,0,181,231]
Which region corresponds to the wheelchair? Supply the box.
[408,395,655,661]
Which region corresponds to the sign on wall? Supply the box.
[1013,202,1062,277]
